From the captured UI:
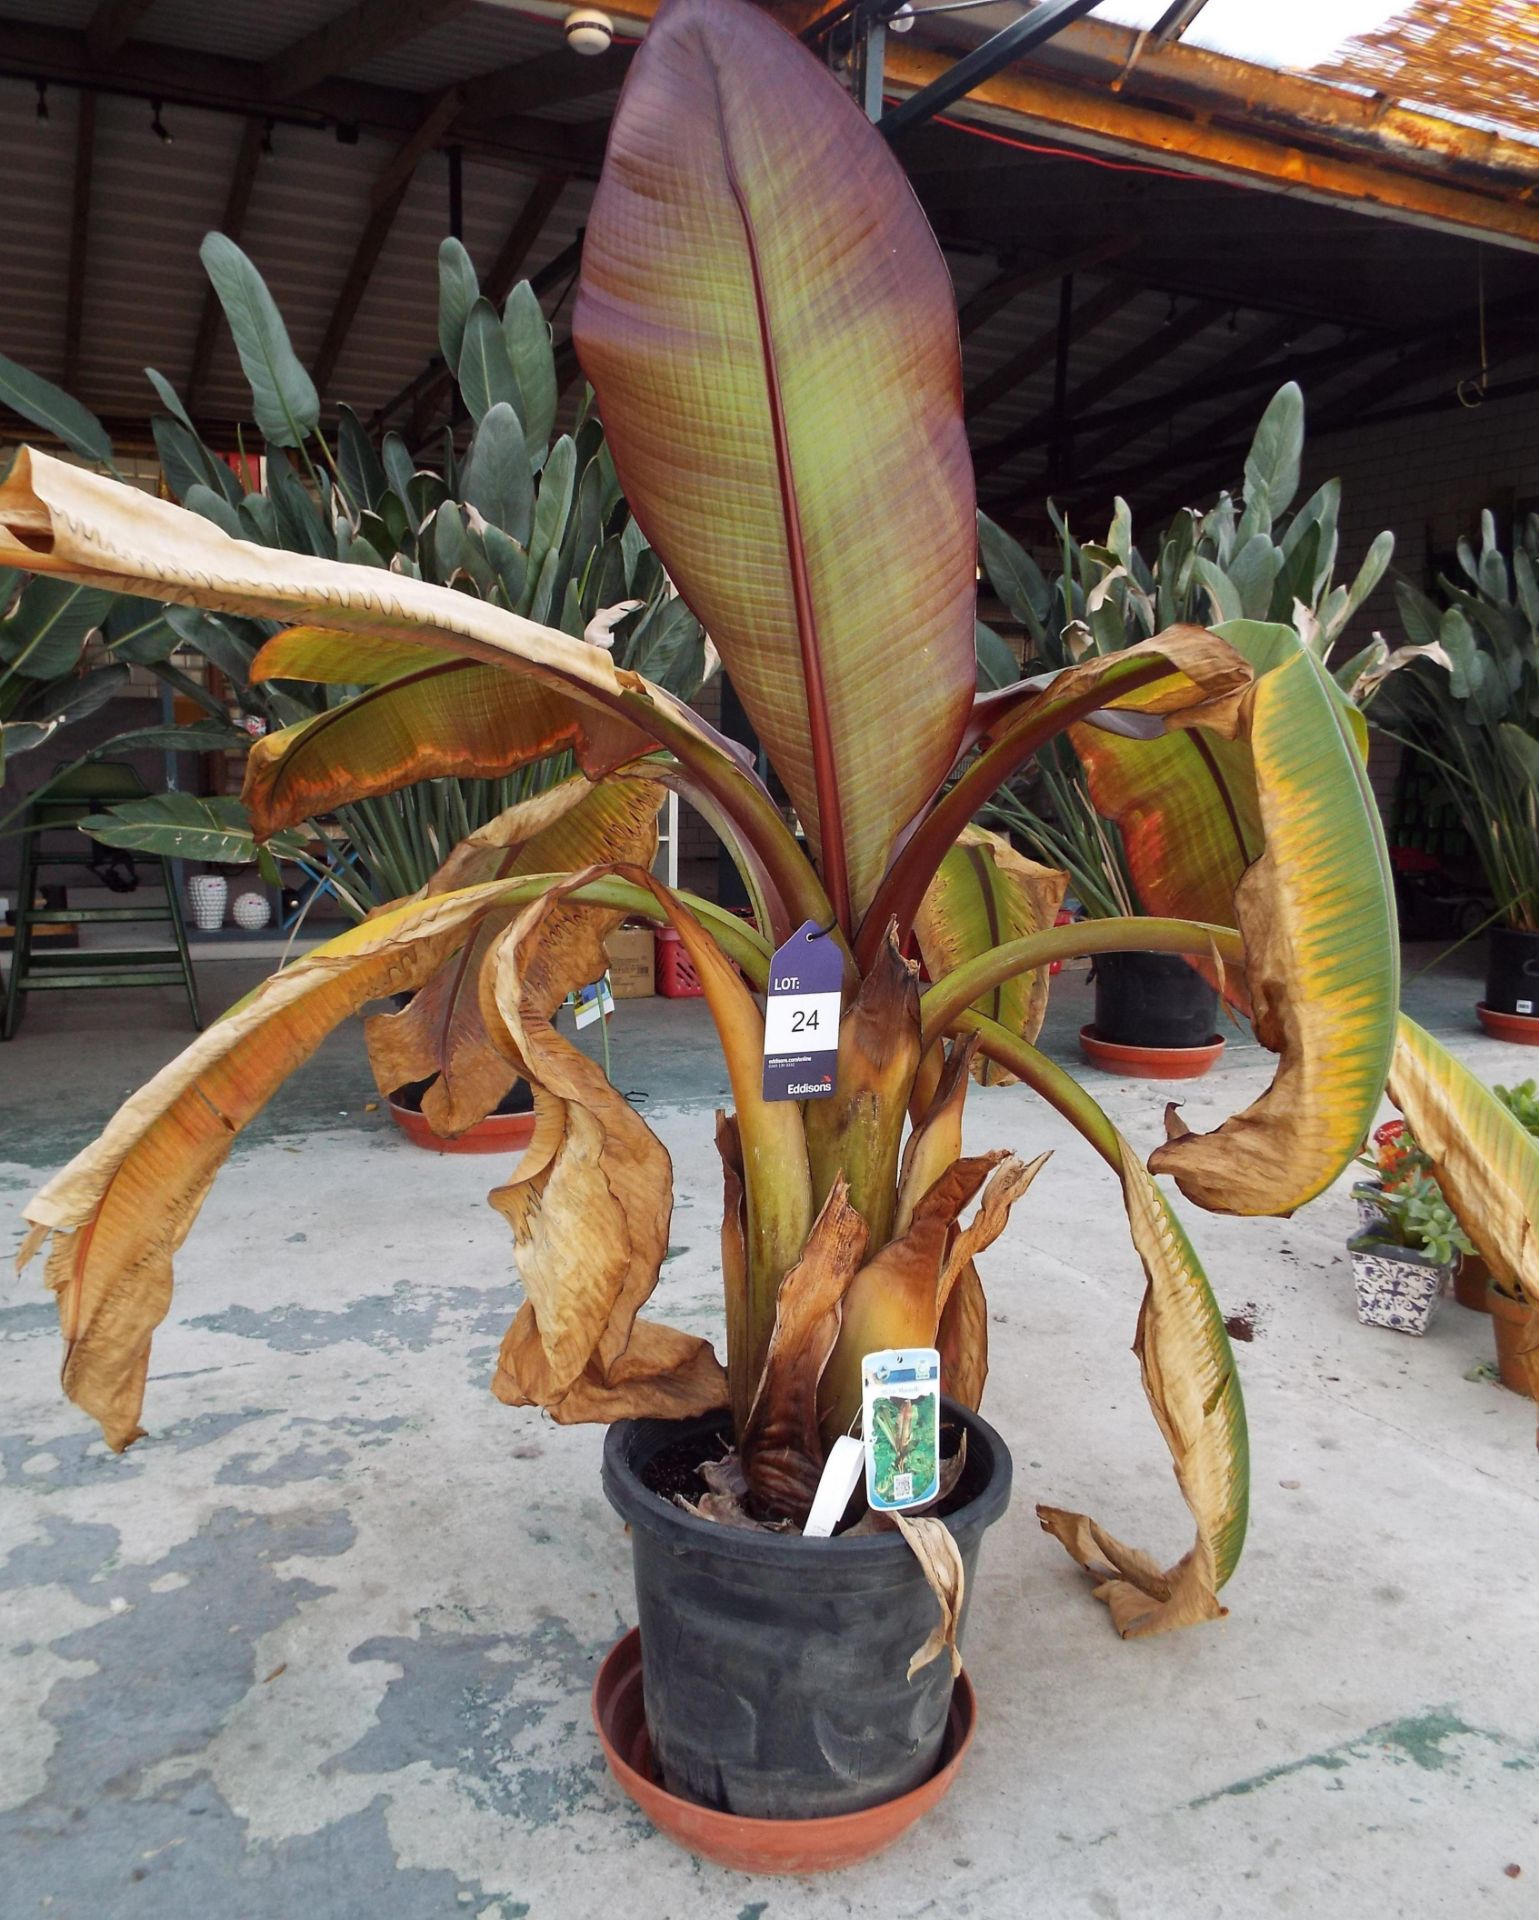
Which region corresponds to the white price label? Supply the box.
[763,990,842,1053]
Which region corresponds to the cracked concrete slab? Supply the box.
[1,944,1536,1917]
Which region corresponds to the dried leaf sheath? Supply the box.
[482,876,727,1422]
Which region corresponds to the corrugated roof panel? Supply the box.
[128,0,356,68]
[350,7,557,90]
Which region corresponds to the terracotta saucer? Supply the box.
[591,1627,976,1875]
[1079,1025,1225,1080]
[1476,1003,1539,1046]
[385,1098,537,1155]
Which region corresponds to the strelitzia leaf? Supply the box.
[457,298,522,425]
[199,232,319,448]
[461,402,534,545]
[438,235,481,376]
[0,348,118,473]
[503,281,557,458]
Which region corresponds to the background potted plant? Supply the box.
[6,0,1539,1867]
[0,237,710,1147]
[975,384,1393,1079]
[1366,512,1539,1041]
[1347,1170,1472,1335]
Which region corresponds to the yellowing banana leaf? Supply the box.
[16,878,568,1451]
[0,447,827,930]
[961,1012,1249,1636]
[1085,623,1398,1217]
[244,661,594,839]
[913,827,1067,1086]
[365,776,663,1135]
[861,626,1252,964]
[1038,1142,1248,1637]
[1387,1015,1539,1308]
[739,1177,869,1522]
[574,0,977,925]
[482,873,727,1422]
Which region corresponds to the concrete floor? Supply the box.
[1,944,1536,1919]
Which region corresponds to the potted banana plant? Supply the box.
[6,0,1539,1871]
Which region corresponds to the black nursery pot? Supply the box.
[601,1400,1011,1822]
[1485,925,1539,1018]
[1092,949,1219,1049]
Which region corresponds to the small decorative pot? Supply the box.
[1351,1179,1390,1234]
[1348,1230,1451,1336]
[232,890,272,931]
[187,873,228,932]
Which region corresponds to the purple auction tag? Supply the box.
[761,919,842,1102]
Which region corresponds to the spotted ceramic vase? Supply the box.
[1347,1230,1451,1336]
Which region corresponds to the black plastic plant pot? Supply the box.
[1092,949,1219,1050]
[1485,925,1539,1018]
[600,1399,1011,1822]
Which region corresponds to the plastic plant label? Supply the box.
[572,974,615,1030]
[761,919,842,1102]
[803,1434,865,1538]
[861,1348,941,1512]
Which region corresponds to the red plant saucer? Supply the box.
[385,1098,538,1155]
[1078,1026,1225,1080]
[1476,1003,1539,1046]
[591,1627,976,1875]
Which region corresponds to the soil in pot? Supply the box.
[1489,1285,1539,1400]
[601,1402,1010,1824]
[1485,925,1539,1021]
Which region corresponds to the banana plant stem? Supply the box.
[855,654,1173,968]
[920,916,1245,1046]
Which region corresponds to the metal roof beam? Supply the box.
[0,21,608,175]
[455,43,634,131]
[312,88,461,392]
[63,92,96,392]
[84,0,156,65]
[956,233,1135,340]
[974,295,1228,480]
[879,0,1105,141]
[261,0,474,101]
[964,278,1139,424]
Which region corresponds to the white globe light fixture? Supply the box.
[564,7,615,55]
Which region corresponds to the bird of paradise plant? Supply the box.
[7,0,1538,1637]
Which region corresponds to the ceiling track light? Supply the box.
[261,118,275,157]
[150,98,172,144]
[34,80,48,121]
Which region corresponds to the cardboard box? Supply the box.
[605,923,656,998]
